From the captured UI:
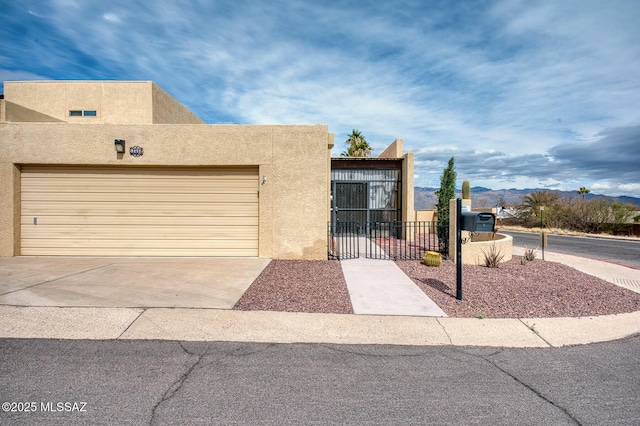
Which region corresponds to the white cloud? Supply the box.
[102,13,121,23]
[2,0,639,197]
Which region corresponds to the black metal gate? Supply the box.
[328,221,448,260]
[333,182,369,228]
[331,169,402,232]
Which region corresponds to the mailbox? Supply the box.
[461,212,495,233]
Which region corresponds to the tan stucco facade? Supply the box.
[378,138,414,222]
[1,81,332,259]
[2,81,203,124]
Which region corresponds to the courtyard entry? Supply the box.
[329,159,447,260]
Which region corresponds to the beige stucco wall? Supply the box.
[0,123,331,259]
[151,83,204,124]
[327,133,335,224]
[415,210,436,221]
[3,81,203,125]
[462,233,513,265]
[379,138,403,158]
[401,152,414,222]
[0,163,20,256]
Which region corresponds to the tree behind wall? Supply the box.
[435,157,456,250]
[340,129,373,157]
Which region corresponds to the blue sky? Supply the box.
[2,0,639,196]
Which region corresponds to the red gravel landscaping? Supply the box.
[234,257,640,318]
[234,260,353,314]
[396,258,640,318]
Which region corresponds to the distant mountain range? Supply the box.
[414,187,640,210]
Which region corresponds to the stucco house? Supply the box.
[1,80,414,260]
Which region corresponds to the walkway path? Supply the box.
[340,237,447,317]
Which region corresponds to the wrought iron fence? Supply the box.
[327,221,360,260]
[327,221,448,260]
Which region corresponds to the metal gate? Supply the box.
[328,221,448,260]
[331,169,402,233]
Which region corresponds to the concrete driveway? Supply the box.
[0,257,270,308]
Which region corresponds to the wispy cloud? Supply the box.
[1,0,639,196]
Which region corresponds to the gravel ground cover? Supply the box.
[234,260,353,314]
[234,257,640,318]
[396,258,640,318]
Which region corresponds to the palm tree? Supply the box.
[340,129,372,157]
[576,186,591,200]
[521,190,559,218]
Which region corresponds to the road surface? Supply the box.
[502,230,640,268]
[2,338,640,425]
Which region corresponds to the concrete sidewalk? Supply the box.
[2,306,639,347]
[340,238,446,317]
[1,250,639,347]
[341,258,446,316]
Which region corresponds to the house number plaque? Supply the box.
[129,146,144,157]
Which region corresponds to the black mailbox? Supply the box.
[461,212,495,233]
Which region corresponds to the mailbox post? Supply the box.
[540,206,545,260]
[455,201,496,300]
[456,199,462,300]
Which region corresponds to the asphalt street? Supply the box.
[503,230,640,268]
[2,337,639,425]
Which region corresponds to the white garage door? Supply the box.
[21,166,259,256]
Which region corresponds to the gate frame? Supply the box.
[328,220,448,261]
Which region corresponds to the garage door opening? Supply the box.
[21,166,259,256]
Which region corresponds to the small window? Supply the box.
[69,110,97,117]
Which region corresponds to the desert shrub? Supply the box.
[523,246,537,261]
[515,191,637,235]
[482,243,505,268]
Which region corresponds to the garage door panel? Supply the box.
[21,247,258,256]
[22,179,259,193]
[22,192,258,203]
[22,166,258,178]
[21,238,258,249]
[21,166,259,256]
[22,201,258,216]
[22,225,258,240]
[21,216,258,226]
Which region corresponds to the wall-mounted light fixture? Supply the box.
[114,139,126,153]
[262,175,267,184]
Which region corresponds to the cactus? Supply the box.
[462,180,471,199]
[423,251,442,267]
